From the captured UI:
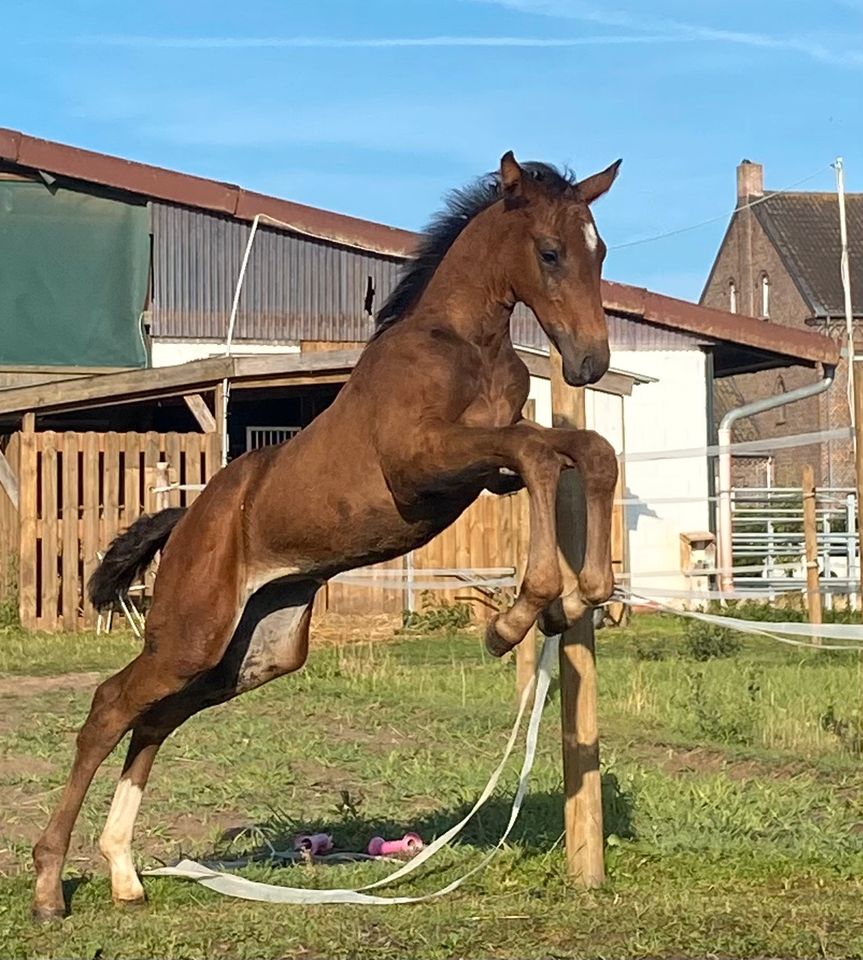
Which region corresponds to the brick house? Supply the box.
[701,160,863,487]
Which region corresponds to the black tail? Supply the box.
[88,507,187,610]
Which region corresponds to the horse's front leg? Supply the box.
[526,427,618,634]
[384,423,564,657]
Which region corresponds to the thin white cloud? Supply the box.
[471,0,863,66]
[66,33,680,49]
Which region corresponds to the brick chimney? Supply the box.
[737,159,764,206]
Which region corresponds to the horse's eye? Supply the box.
[540,249,558,266]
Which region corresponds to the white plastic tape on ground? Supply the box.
[145,634,559,904]
[616,589,863,651]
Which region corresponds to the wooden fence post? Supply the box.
[550,348,605,888]
[853,367,863,610]
[802,464,822,631]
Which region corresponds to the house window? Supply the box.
[728,279,737,314]
[760,273,770,319]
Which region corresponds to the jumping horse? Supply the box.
[32,151,621,919]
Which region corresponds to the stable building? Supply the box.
[0,129,839,628]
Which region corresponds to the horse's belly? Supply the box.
[225,578,318,694]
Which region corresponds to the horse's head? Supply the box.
[498,151,620,387]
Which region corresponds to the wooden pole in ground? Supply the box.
[550,348,605,887]
[515,482,537,699]
[853,369,863,609]
[802,463,822,632]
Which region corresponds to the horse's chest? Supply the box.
[460,363,528,428]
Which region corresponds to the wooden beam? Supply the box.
[0,350,367,418]
[550,346,605,888]
[183,393,217,433]
[0,447,18,510]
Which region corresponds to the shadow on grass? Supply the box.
[208,774,635,865]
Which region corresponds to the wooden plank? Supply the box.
[165,433,183,506]
[61,432,80,631]
[183,393,217,433]
[17,432,37,629]
[21,412,35,433]
[183,434,203,505]
[103,433,121,550]
[41,434,60,628]
[143,432,162,514]
[550,346,604,888]
[204,430,221,483]
[0,436,18,600]
[81,434,100,628]
[0,447,19,510]
[124,432,142,528]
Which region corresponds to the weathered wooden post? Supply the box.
[550,349,605,887]
[853,373,863,608]
[801,464,822,630]
[515,489,538,700]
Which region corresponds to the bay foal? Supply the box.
[32,151,621,919]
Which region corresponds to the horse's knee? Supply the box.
[581,432,618,489]
[522,566,563,609]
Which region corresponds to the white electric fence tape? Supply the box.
[145,634,560,904]
[615,589,863,650]
[619,426,852,463]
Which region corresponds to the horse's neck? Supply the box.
[414,212,516,348]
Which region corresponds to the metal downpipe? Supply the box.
[717,365,836,592]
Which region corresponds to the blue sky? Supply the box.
[4,0,862,301]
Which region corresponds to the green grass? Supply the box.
[1,614,863,958]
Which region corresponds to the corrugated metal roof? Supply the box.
[151,203,402,342]
[511,304,705,352]
[153,205,711,353]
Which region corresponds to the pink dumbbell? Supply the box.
[367,832,424,857]
[294,832,333,856]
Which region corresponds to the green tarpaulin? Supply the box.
[0,180,149,368]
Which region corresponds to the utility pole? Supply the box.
[836,159,862,605]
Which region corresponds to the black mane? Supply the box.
[372,162,578,338]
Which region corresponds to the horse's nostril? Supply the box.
[580,356,594,383]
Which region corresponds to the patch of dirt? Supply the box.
[627,740,814,783]
[0,671,102,698]
[310,613,401,646]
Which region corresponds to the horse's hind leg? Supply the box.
[99,727,168,907]
[31,656,191,921]
[100,588,316,907]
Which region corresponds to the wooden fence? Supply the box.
[15,431,220,631]
[2,427,627,632]
[324,489,531,616]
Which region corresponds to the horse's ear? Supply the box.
[578,159,622,204]
[499,151,524,198]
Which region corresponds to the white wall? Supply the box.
[528,375,553,426]
[614,349,711,599]
[150,339,300,367]
[530,351,711,600]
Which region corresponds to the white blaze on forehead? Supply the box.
[583,222,598,254]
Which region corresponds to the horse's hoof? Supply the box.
[537,599,567,637]
[31,903,66,924]
[484,618,515,658]
[113,894,147,911]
